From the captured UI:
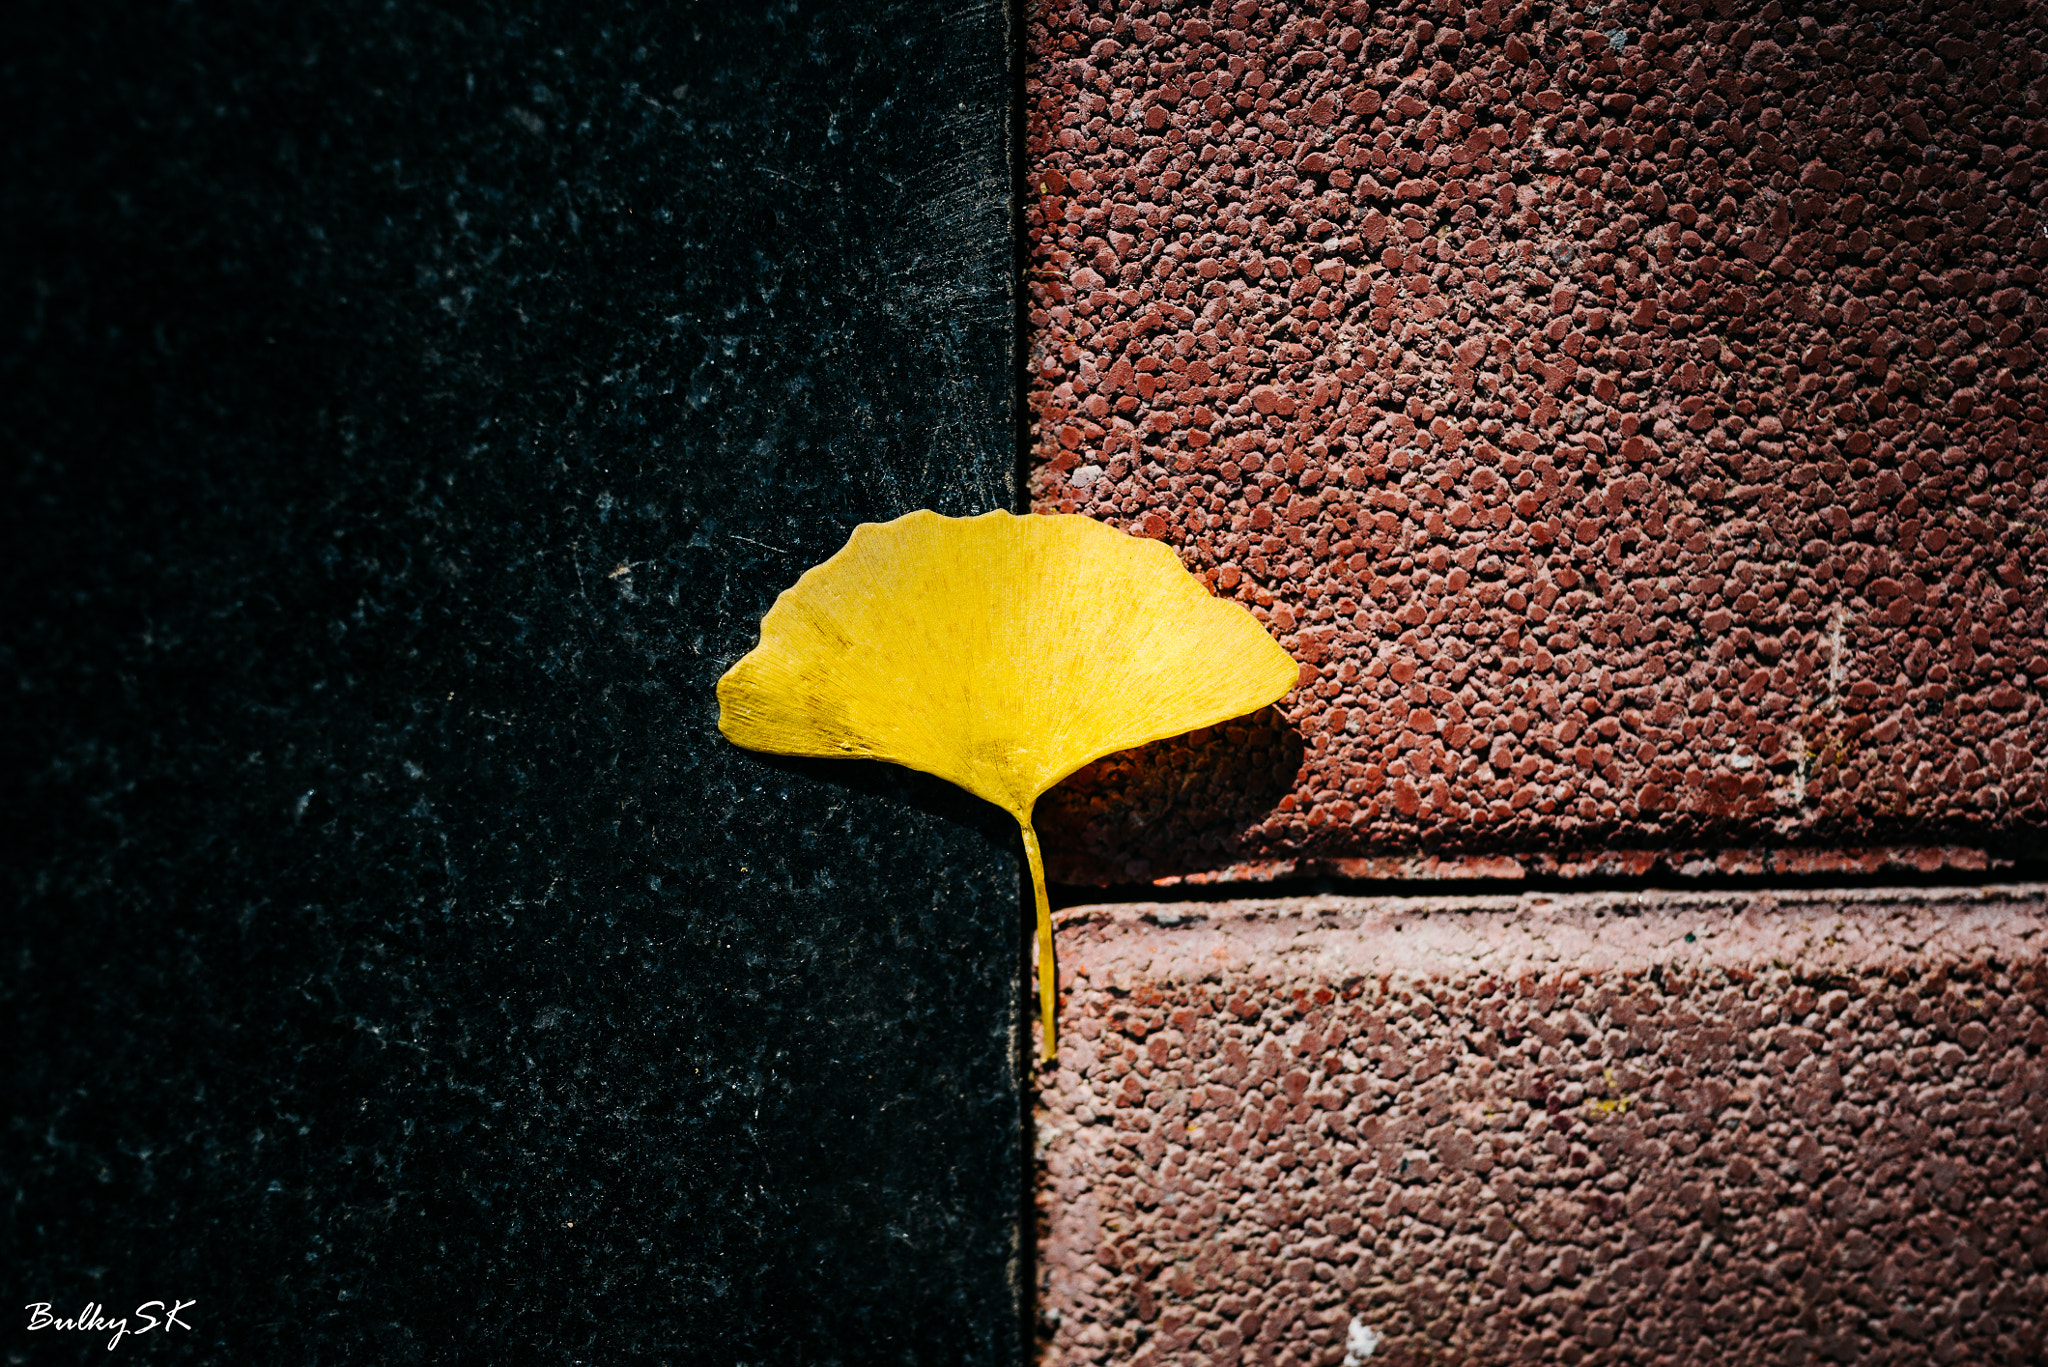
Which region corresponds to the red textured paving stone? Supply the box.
[1033,887,2048,1366]
[1024,0,2048,883]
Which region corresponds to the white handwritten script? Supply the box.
[25,1299,196,1351]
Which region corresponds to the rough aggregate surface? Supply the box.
[1025,0,2048,882]
[1033,887,2048,1365]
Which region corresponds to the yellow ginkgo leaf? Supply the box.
[716,509,1297,1058]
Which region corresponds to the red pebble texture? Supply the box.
[1033,887,2048,1366]
[1024,0,2048,883]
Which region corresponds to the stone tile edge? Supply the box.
[1051,885,2048,982]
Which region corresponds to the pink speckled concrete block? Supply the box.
[1034,886,2048,1366]
[1023,0,2048,879]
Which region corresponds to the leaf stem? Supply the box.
[1019,819,1057,1060]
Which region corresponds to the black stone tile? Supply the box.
[2,3,1021,1362]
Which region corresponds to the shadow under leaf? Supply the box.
[1034,705,1305,885]
[751,751,1019,852]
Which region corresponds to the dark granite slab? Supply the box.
[3,3,1021,1362]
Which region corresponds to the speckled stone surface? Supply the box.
[4,3,1020,1363]
[1023,0,2048,883]
[1033,888,2048,1366]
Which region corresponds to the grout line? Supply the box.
[1051,862,2048,909]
